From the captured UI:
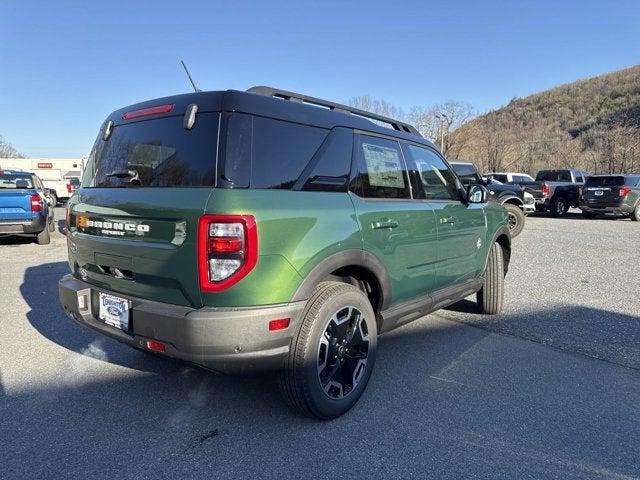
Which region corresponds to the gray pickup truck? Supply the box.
[521,169,590,217]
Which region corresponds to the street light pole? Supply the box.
[435,113,450,154]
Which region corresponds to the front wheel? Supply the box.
[503,203,525,238]
[477,242,505,315]
[279,281,377,420]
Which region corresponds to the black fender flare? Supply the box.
[499,194,523,207]
[484,226,511,274]
[291,249,392,310]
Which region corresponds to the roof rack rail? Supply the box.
[246,86,421,136]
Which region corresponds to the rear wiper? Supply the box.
[106,169,141,185]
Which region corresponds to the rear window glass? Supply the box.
[83,114,219,188]
[491,174,508,183]
[221,113,328,190]
[585,176,625,187]
[536,170,572,182]
[0,174,34,189]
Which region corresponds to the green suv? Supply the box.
[59,87,511,419]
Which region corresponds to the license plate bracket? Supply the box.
[98,292,131,330]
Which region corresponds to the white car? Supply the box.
[523,191,536,214]
[486,172,535,185]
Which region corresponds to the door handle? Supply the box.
[372,219,399,229]
[440,216,456,225]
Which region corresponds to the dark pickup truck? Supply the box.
[522,169,590,217]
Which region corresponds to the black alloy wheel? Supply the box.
[317,306,369,399]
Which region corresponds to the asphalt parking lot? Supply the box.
[1,208,639,480]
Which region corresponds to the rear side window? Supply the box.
[84,113,219,187]
[585,176,625,187]
[352,135,411,199]
[221,113,328,190]
[513,175,531,183]
[625,176,640,187]
[402,144,460,201]
[536,170,571,182]
[492,174,508,183]
[298,128,353,192]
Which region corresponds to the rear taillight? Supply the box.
[620,187,631,197]
[66,182,73,194]
[30,194,43,212]
[542,182,550,198]
[198,214,257,292]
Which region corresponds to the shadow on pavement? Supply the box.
[5,261,640,479]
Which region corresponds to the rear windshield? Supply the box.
[536,170,572,182]
[490,174,508,183]
[585,176,638,187]
[83,113,219,188]
[0,173,34,189]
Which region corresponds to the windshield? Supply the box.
[0,173,34,189]
[451,163,481,185]
[83,113,219,188]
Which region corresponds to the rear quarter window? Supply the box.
[221,113,328,190]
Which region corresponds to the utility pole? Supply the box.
[435,112,450,154]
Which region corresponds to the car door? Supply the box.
[350,133,438,307]
[401,144,487,289]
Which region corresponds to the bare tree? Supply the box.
[0,135,24,159]
[408,100,475,156]
[347,95,406,122]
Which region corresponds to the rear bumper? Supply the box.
[0,215,46,234]
[58,275,305,375]
[579,203,633,215]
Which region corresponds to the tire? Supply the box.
[582,211,596,219]
[48,217,55,232]
[503,203,525,238]
[279,281,377,420]
[631,204,640,222]
[550,196,567,217]
[36,226,51,245]
[50,192,58,206]
[477,242,505,315]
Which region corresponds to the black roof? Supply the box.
[107,88,434,149]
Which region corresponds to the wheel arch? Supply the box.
[291,249,392,315]
[485,227,511,275]
[500,194,523,207]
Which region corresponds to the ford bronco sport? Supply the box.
[58,87,511,419]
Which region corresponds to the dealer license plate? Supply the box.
[98,292,130,330]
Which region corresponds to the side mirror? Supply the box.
[466,184,487,204]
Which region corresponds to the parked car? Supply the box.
[579,174,640,220]
[486,172,535,185]
[450,161,527,237]
[522,191,536,214]
[522,169,589,217]
[34,168,73,205]
[0,169,54,244]
[58,86,512,419]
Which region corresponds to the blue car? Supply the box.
[0,170,55,244]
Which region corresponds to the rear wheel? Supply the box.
[550,197,567,217]
[503,203,525,238]
[631,204,640,222]
[279,281,377,420]
[48,217,55,232]
[36,226,50,245]
[49,192,58,206]
[477,242,505,315]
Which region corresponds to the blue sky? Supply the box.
[1,0,639,158]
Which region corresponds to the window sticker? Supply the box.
[362,142,405,188]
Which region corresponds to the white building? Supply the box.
[0,158,85,179]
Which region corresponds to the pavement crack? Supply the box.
[183,428,220,454]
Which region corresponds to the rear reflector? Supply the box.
[146,340,166,353]
[269,318,290,332]
[123,104,174,120]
